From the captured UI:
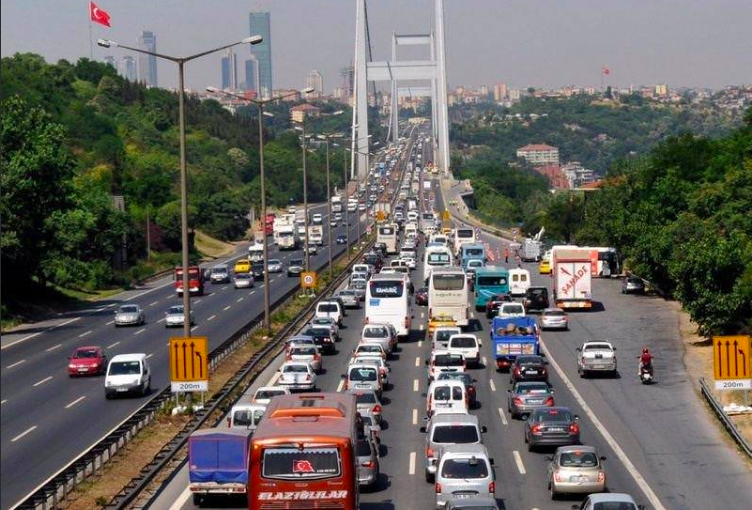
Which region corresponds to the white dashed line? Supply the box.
[336,379,345,392]
[145,353,154,359]
[223,306,231,311]
[78,330,92,338]
[419,324,424,331]
[412,408,418,425]
[413,379,419,392]
[106,320,115,325]
[415,356,421,367]
[498,407,508,426]
[194,299,202,304]
[208,315,216,322]
[11,426,37,442]
[1,399,8,405]
[489,379,497,392]
[237,297,244,303]
[408,452,417,475]
[6,360,26,369]
[418,340,423,347]
[107,341,120,349]
[420,312,425,319]
[149,301,159,306]
[513,451,526,474]
[65,396,86,409]
[250,290,256,295]
[157,318,165,323]
[482,356,487,366]
[45,343,62,352]
[33,376,53,387]
[134,328,146,335]
[470,311,475,319]
[191,325,199,332]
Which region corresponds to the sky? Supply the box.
[2,0,751,92]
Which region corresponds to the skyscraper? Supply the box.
[104,56,116,68]
[221,48,238,90]
[244,56,259,92]
[137,30,157,87]
[249,12,272,98]
[306,70,324,97]
[119,56,137,82]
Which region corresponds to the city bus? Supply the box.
[428,266,469,326]
[453,227,476,255]
[377,224,399,254]
[366,273,411,338]
[248,393,359,509]
[581,246,620,277]
[423,245,454,282]
[473,266,509,309]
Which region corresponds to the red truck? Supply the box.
[263,213,275,236]
[175,265,205,296]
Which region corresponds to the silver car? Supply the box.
[209,264,231,283]
[546,445,606,499]
[267,259,283,273]
[114,304,145,327]
[445,497,499,509]
[356,436,380,489]
[309,316,339,340]
[336,290,361,309]
[540,308,569,330]
[577,493,641,510]
[360,408,382,446]
[287,345,322,373]
[421,414,485,482]
[164,305,194,328]
[435,444,495,508]
[233,272,254,289]
[507,381,555,419]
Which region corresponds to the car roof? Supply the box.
[75,345,103,352]
[110,353,147,362]
[556,445,597,455]
[586,493,638,504]
[440,443,489,457]
[543,307,565,313]
[430,413,479,426]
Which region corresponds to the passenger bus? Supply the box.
[423,245,454,282]
[248,393,359,510]
[366,273,411,337]
[428,266,469,326]
[461,243,487,270]
[473,266,509,309]
[582,246,620,277]
[453,227,476,255]
[377,224,399,255]
[421,212,435,231]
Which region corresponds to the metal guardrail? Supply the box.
[699,377,752,459]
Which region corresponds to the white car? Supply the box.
[349,354,390,386]
[353,342,387,360]
[400,256,417,269]
[577,341,618,377]
[287,345,323,373]
[497,302,526,318]
[277,361,317,391]
[309,316,339,340]
[541,308,569,330]
[312,213,323,224]
[446,334,482,368]
[267,259,283,273]
[361,323,394,354]
[252,386,290,405]
[315,300,344,326]
[426,379,469,417]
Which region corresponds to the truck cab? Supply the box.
[490,316,540,371]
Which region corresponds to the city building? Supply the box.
[273,89,302,102]
[244,56,259,92]
[103,56,116,68]
[655,84,668,96]
[535,165,569,189]
[249,12,272,98]
[221,48,239,90]
[306,70,324,98]
[290,103,320,123]
[508,88,521,101]
[119,56,137,82]
[493,82,508,101]
[340,64,354,98]
[137,30,158,87]
[516,144,560,166]
[561,161,596,188]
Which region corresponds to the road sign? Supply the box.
[376,211,387,221]
[170,336,208,392]
[715,379,752,391]
[713,335,750,380]
[301,272,317,289]
[442,209,450,220]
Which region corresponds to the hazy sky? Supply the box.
[2,0,750,92]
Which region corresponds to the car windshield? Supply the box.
[518,356,543,366]
[312,318,333,325]
[235,273,251,279]
[167,306,184,314]
[350,367,377,381]
[502,304,524,314]
[290,260,303,267]
[559,451,599,468]
[354,393,377,404]
[109,361,141,375]
[432,425,479,443]
[318,304,338,313]
[356,438,373,457]
[434,386,463,401]
[477,276,507,286]
[119,305,139,314]
[364,326,389,338]
[436,330,460,343]
[212,267,227,274]
[516,383,550,394]
[545,310,565,317]
[358,345,382,354]
[584,344,612,352]
[434,354,464,366]
[269,259,281,265]
[256,390,283,400]
[283,365,308,373]
[533,409,573,422]
[74,349,100,359]
[591,503,637,510]
[450,337,477,348]
[441,458,489,479]
[438,373,471,384]
[291,347,317,356]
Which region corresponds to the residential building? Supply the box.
[249,12,272,98]
[508,88,521,101]
[244,56,259,92]
[221,48,238,90]
[516,144,560,166]
[290,103,321,123]
[137,30,158,87]
[493,82,508,101]
[340,64,354,97]
[655,84,668,97]
[306,70,324,98]
[535,165,569,189]
[119,56,137,81]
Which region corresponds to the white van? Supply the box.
[315,300,344,326]
[508,268,531,296]
[227,403,266,430]
[424,246,453,282]
[104,353,151,398]
[447,334,482,367]
[366,273,411,338]
[426,380,469,417]
[377,224,399,254]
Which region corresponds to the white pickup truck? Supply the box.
[576,341,618,377]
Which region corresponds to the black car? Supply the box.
[363,253,383,272]
[251,261,265,280]
[415,287,429,306]
[510,355,549,384]
[484,293,513,317]
[373,243,387,257]
[522,286,549,312]
[301,326,336,355]
[336,234,347,245]
[287,259,304,277]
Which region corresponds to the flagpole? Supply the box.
[601,66,604,92]
[88,1,93,59]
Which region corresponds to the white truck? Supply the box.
[331,195,343,213]
[520,227,544,262]
[347,198,358,213]
[308,225,324,245]
[553,248,593,309]
[577,341,618,377]
[273,214,299,250]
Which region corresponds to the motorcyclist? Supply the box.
[638,347,654,376]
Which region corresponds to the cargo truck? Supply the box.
[188,428,252,506]
[273,214,299,250]
[490,316,540,371]
[552,248,594,309]
[308,224,324,245]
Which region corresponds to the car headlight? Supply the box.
[69,364,76,369]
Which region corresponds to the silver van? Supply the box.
[421,413,486,482]
[435,444,495,508]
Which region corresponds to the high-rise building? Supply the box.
[221,48,238,90]
[493,82,508,101]
[104,56,116,68]
[306,70,324,98]
[249,12,272,98]
[340,64,354,97]
[119,56,137,82]
[244,56,259,92]
[137,30,158,87]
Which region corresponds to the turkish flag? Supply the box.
[293,460,315,473]
[602,66,611,75]
[90,2,112,27]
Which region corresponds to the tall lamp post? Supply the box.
[316,131,342,280]
[346,142,380,248]
[98,36,263,338]
[205,86,313,333]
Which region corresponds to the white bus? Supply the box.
[423,245,454,282]
[377,224,399,254]
[428,266,469,326]
[453,227,476,256]
[365,273,411,338]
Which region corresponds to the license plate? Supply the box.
[356,384,370,388]
[528,399,542,404]
[78,368,89,372]
[526,370,538,375]
[116,388,128,392]
[549,427,564,432]
[593,365,606,369]
[570,475,588,482]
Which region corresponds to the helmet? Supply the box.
[642,347,650,354]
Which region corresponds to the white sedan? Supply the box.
[309,317,339,340]
[277,361,317,391]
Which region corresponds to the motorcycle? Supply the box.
[638,363,654,384]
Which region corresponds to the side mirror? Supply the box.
[574,415,580,421]
[506,389,511,394]
[489,457,495,466]
[575,347,582,351]
[425,359,429,366]
[478,340,483,347]
[226,417,231,427]
[600,455,607,461]
[419,426,427,433]
[481,425,488,433]
[472,379,478,383]
[340,374,346,378]
[544,455,554,461]
[613,347,617,351]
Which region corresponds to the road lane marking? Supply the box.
[11,426,37,442]
[336,379,345,392]
[412,408,418,425]
[470,311,475,319]
[513,451,526,474]
[413,379,419,392]
[2,316,82,350]
[237,297,244,303]
[157,318,165,323]
[194,299,202,304]
[420,312,425,319]
[408,452,417,475]
[418,340,423,347]
[78,330,92,338]
[6,359,26,369]
[134,328,146,335]
[498,407,508,426]
[419,324,424,331]
[223,305,231,311]
[65,396,86,409]
[1,399,7,405]
[250,290,256,295]
[45,343,63,353]
[482,356,487,366]
[145,353,154,359]
[208,315,216,322]
[415,356,421,367]
[149,301,159,306]
[489,379,497,392]
[106,320,115,325]
[191,325,199,331]
[33,376,53,387]
[107,341,120,349]
[541,339,666,509]
[169,487,192,510]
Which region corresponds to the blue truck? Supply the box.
[490,316,540,371]
[188,428,253,506]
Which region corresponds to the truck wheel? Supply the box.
[192,494,202,507]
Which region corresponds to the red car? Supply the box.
[68,346,107,376]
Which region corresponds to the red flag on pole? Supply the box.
[90,2,111,27]
[602,66,611,75]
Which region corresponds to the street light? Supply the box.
[345,141,381,248]
[99,35,263,338]
[205,85,313,333]
[315,127,345,280]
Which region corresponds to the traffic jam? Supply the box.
[182,133,646,510]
